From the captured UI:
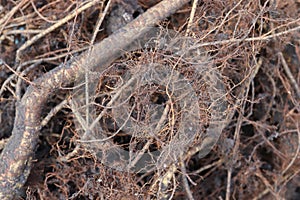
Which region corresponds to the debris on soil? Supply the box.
[0,0,299,199]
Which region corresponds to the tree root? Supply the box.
[0,0,190,198]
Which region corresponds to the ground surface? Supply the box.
[0,0,300,199]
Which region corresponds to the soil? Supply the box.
[0,0,300,199]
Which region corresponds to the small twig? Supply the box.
[0,59,33,87]
[30,0,58,23]
[169,175,177,200]
[185,0,198,37]
[69,98,88,131]
[225,167,233,200]
[200,0,243,39]
[89,75,137,131]
[225,112,242,200]
[0,72,15,97]
[0,60,42,100]
[192,24,300,49]
[256,127,287,160]
[40,99,68,127]
[127,102,170,169]
[17,46,89,67]
[279,52,300,99]
[281,123,300,175]
[254,164,300,200]
[191,159,223,174]
[0,0,30,34]
[16,61,42,100]
[1,46,88,99]
[158,164,177,200]
[2,29,41,35]
[90,0,111,45]
[226,57,263,200]
[255,169,278,198]
[77,104,134,143]
[180,159,195,200]
[83,0,110,133]
[16,0,101,60]
[128,139,153,169]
